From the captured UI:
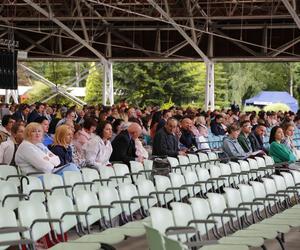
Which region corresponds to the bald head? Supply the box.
[127,122,142,139]
[181,118,193,130]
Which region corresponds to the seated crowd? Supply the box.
[0,101,300,176]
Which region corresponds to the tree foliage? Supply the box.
[85,62,103,105]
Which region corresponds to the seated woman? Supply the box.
[282,122,300,160]
[0,122,25,165]
[49,124,79,172]
[222,123,249,160]
[83,121,112,169]
[269,125,296,164]
[15,122,61,174]
[35,116,53,146]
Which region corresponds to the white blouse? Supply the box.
[15,140,60,174]
[0,137,15,165]
[83,135,112,169]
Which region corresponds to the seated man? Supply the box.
[110,122,142,165]
[238,120,253,153]
[248,123,268,153]
[152,118,186,157]
[211,114,226,136]
[179,118,197,150]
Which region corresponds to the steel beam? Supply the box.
[205,62,215,111]
[281,0,300,30]
[19,63,86,106]
[22,0,107,64]
[268,36,300,57]
[147,0,210,63]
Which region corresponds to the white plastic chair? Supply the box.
[183,171,201,197]
[22,176,48,202]
[130,161,147,183]
[136,179,158,210]
[43,173,69,196]
[0,165,22,187]
[81,168,101,192]
[0,180,26,210]
[154,175,174,205]
[169,173,188,201]
[18,200,58,242]
[167,157,182,174]
[178,155,194,172]
[99,167,118,187]
[113,163,132,184]
[63,171,92,198]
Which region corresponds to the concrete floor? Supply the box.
[114,229,300,250]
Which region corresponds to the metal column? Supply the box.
[205,61,215,111]
[102,60,114,106]
[5,89,18,104]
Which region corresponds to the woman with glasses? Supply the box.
[15,122,61,174]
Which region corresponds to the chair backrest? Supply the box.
[169,173,188,200]
[262,178,278,195]
[99,167,118,187]
[63,171,85,195]
[187,154,199,164]
[42,173,66,195]
[81,168,100,192]
[98,186,122,219]
[170,202,194,242]
[271,175,292,198]
[196,168,212,191]
[0,165,20,186]
[22,176,46,202]
[0,180,21,210]
[136,180,158,209]
[281,172,296,188]
[207,193,230,227]
[290,170,300,184]
[144,159,153,170]
[189,197,214,234]
[255,157,266,168]
[130,161,146,183]
[177,155,189,165]
[167,157,179,167]
[47,194,77,233]
[0,207,20,249]
[113,163,132,184]
[263,155,274,166]
[149,207,175,238]
[219,163,234,186]
[197,152,209,168]
[154,175,174,205]
[183,171,200,197]
[144,225,165,250]
[118,183,141,215]
[238,184,265,211]
[18,200,51,241]
[74,189,101,228]
[250,181,267,199]
[209,165,224,187]
[247,158,258,170]
[207,152,218,161]
[224,187,249,217]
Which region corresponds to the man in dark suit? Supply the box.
[12,104,30,123]
[27,103,45,124]
[210,114,226,136]
[248,123,268,153]
[110,122,142,165]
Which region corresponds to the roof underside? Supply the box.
[1,0,300,62]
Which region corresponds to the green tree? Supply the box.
[113,62,200,107]
[85,62,103,105]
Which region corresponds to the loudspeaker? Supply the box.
[0,50,18,89]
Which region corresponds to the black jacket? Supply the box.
[152,127,179,157]
[210,120,226,136]
[179,129,197,149]
[110,130,136,165]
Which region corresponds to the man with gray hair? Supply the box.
[110,122,143,165]
[152,118,186,157]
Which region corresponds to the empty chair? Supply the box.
[196,168,213,192]
[183,171,201,197]
[167,157,183,174]
[229,161,246,184]
[0,165,22,186]
[169,173,188,201]
[97,186,122,223]
[0,207,31,250]
[143,159,153,179]
[0,180,26,210]
[130,161,147,183]
[207,152,219,164]
[99,167,118,187]
[63,171,92,198]
[247,158,263,179]
[136,179,158,211]
[238,160,254,180]
[18,200,58,242]
[178,155,194,172]
[43,173,69,196]
[47,194,81,240]
[22,176,49,202]
[154,175,174,205]
[118,183,144,219]
[113,163,132,184]
[81,168,101,192]
[197,152,210,168]
[187,153,200,170]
